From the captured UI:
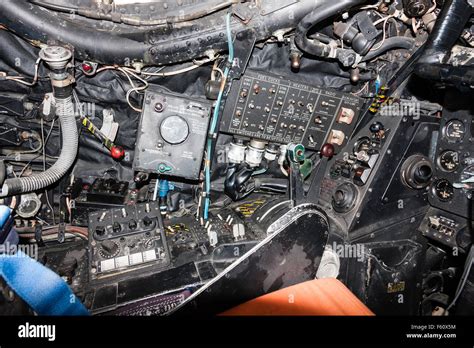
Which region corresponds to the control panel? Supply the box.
[318,120,390,215]
[88,201,170,280]
[220,70,362,151]
[317,111,441,237]
[429,112,474,219]
[419,208,472,251]
[67,178,134,226]
[133,88,211,180]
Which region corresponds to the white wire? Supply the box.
[140,56,216,77]
[351,81,370,95]
[371,15,394,51]
[91,55,216,111]
[3,58,42,86]
[121,68,149,112]
[153,179,160,201]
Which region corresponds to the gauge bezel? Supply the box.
[159,115,190,145]
[431,179,455,202]
[442,119,466,143]
[437,150,460,173]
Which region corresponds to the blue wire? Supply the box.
[204,12,234,220]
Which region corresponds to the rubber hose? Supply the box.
[1,97,78,197]
[361,37,415,62]
[0,0,149,64]
[418,0,473,64]
[295,0,366,57]
[0,0,322,66]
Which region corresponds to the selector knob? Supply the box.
[160,115,189,145]
[112,222,122,234]
[143,216,154,227]
[95,226,106,237]
[100,240,119,258]
[128,219,138,230]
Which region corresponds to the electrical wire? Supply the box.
[41,117,56,225]
[0,104,23,117]
[140,56,217,77]
[16,224,89,241]
[351,81,370,95]
[371,15,395,51]
[445,245,474,313]
[15,119,54,178]
[90,56,217,112]
[121,67,149,112]
[203,12,234,220]
[90,65,149,112]
[1,58,42,86]
[153,179,160,201]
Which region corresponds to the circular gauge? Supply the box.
[443,120,465,142]
[460,165,474,199]
[432,179,454,202]
[437,150,460,172]
[160,115,189,145]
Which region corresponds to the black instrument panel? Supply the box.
[429,112,474,220]
[220,70,362,150]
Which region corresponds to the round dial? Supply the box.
[160,115,189,145]
[437,150,460,172]
[432,179,454,202]
[443,120,465,142]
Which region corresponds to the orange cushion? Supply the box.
[221,278,374,316]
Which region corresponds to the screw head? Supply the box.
[154,102,164,113]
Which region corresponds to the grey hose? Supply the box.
[0,97,78,197]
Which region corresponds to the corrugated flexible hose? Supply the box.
[0,96,78,197]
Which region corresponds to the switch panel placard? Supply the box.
[220,70,362,150]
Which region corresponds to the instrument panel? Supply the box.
[220,70,362,151]
[429,112,474,219]
[133,88,211,181]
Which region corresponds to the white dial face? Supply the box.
[160,115,189,145]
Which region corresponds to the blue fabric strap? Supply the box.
[0,250,89,316]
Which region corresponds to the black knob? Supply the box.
[143,216,153,227]
[128,219,138,230]
[101,240,119,256]
[369,122,384,134]
[112,222,122,234]
[95,226,106,237]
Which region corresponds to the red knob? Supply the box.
[110,145,125,160]
[320,143,335,158]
